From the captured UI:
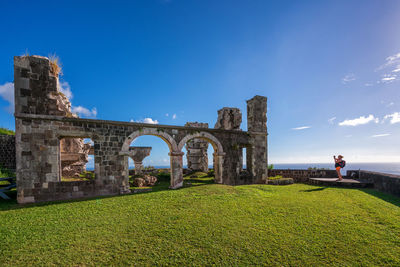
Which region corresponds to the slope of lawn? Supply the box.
[0,127,15,135]
[0,175,399,266]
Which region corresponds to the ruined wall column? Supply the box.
[169,151,184,189]
[213,152,225,184]
[246,95,268,183]
[14,56,62,203]
[184,122,209,172]
[214,107,242,185]
[129,147,152,175]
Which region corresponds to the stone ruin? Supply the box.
[128,147,152,175]
[214,108,242,130]
[13,55,268,203]
[60,138,91,177]
[184,122,209,173]
[21,67,93,179]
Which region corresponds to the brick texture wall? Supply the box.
[0,134,16,171]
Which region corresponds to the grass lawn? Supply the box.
[0,127,15,135]
[0,176,399,266]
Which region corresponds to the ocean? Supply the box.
[88,163,400,176]
[272,163,400,176]
[140,163,400,176]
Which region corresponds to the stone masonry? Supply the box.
[214,108,242,130]
[14,55,268,203]
[185,122,209,172]
[0,134,16,171]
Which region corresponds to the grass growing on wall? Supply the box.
[0,182,399,266]
[0,127,15,135]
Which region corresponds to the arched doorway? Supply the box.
[120,128,183,189]
[178,132,225,184]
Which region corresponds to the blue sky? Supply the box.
[1,0,400,166]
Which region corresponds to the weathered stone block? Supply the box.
[214,108,242,130]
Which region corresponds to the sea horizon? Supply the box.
[86,162,400,176]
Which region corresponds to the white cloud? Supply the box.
[328,117,336,124]
[364,82,373,87]
[143,118,159,124]
[345,135,352,138]
[377,52,400,71]
[342,73,356,84]
[338,115,379,126]
[58,80,96,118]
[387,102,394,107]
[58,81,73,99]
[381,74,397,83]
[0,80,98,118]
[376,52,400,83]
[384,112,400,124]
[292,126,311,130]
[0,82,14,113]
[131,118,159,124]
[71,106,97,118]
[165,113,169,117]
[393,65,400,73]
[371,133,391,138]
[172,114,177,119]
[84,138,94,145]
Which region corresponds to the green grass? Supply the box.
[0,165,15,179]
[0,181,399,266]
[0,127,15,135]
[268,175,284,180]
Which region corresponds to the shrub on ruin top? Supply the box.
[48,54,62,76]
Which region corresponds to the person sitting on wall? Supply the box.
[333,155,346,181]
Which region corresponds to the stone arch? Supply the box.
[121,128,178,153]
[178,131,225,184]
[120,128,183,189]
[178,131,224,153]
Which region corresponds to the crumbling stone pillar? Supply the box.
[213,152,225,183]
[129,147,152,175]
[246,95,268,183]
[214,107,243,185]
[169,151,184,189]
[214,108,242,130]
[14,56,63,203]
[184,122,209,172]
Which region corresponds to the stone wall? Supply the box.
[269,169,338,183]
[347,170,400,197]
[185,122,209,172]
[246,96,268,183]
[13,55,269,203]
[0,134,16,171]
[214,108,242,130]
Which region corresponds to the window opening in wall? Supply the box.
[242,147,247,171]
[183,138,216,185]
[60,137,94,182]
[128,135,169,189]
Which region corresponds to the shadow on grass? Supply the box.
[300,187,327,192]
[0,176,217,211]
[358,188,400,208]
[299,183,400,207]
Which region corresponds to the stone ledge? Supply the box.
[15,113,252,135]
